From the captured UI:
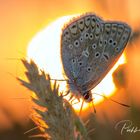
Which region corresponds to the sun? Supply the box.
[27,15,126,112]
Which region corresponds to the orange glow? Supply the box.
[27,15,127,112]
[1,0,139,131]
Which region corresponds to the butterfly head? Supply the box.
[83,91,92,102]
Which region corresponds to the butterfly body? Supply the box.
[61,13,131,102]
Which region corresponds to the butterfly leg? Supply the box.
[79,100,84,115]
[70,97,81,105]
[68,94,75,102]
[91,100,96,113]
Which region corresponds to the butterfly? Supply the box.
[60,13,131,104]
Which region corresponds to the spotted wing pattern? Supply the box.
[61,13,131,94]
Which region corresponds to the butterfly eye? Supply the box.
[84,93,90,100]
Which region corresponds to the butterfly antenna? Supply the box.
[109,98,130,107]
[93,93,130,107]
[79,100,84,115]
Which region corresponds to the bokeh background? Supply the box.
[0,0,140,140]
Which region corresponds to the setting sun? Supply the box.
[1,0,140,139]
[27,15,126,112]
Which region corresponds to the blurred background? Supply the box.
[0,0,140,140]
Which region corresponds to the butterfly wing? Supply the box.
[61,13,131,94]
